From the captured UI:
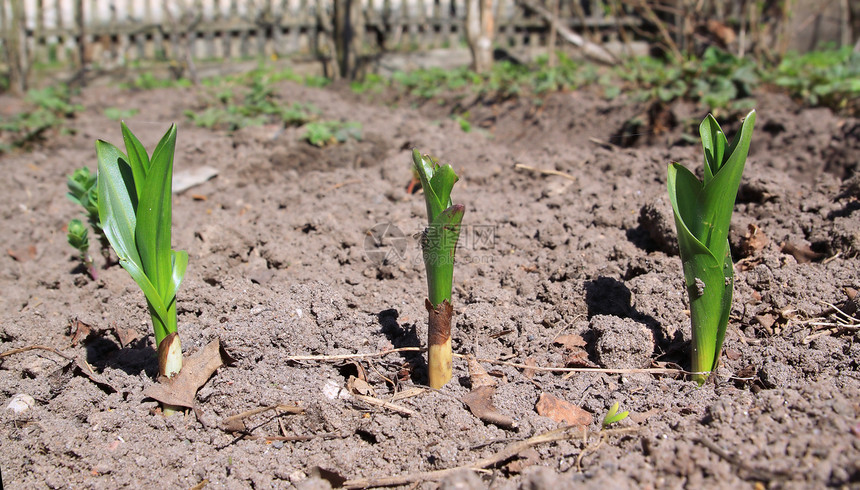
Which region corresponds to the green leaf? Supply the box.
[121,121,150,201]
[602,402,629,427]
[67,218,89,252]
[96,140,141,269]
[700,111,756,265]
[667,110,755,384]
[412,149,458,222]
[168,250,188,303]
[699,115,727,182]
[119,258,170,342]
[423,204,465,307]
[136,124,177,299]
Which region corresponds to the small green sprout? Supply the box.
[67,218,96,280]
[413,149,465,389]
[66,166,112,270]
[97,122,188,414]
[668,110,756,385]
[602,402,629,428]
[303,121,362,147]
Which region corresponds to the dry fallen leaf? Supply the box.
[68,318,93,346]
[535,392,592,426]
[115,326,139,349]
[143,339,231,408]
[462,356,517,430]
[467,356,496,389]
[740,223,769,256]
[781,242,824,263]
[347,375,376,396]
[522,357,537,379]
[553,334,586,349]
[462,387,517,430]
[7,245,37,262]
[505,448,541,474]
[553,333,596,368]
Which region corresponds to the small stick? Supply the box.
[0,345,74,360]
[325,179,362,192]
[514,164,577,182]
[342,425,587,488]
[285,347,424,362]
[588,137,619,149]
[264,435,314,442]
[469,356,694,376]
[352,393,416,416]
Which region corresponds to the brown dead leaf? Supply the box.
[781,242,824,263]
[740,224,769,257]
[724,348,742,361]
[68,318,93,346]
[462,386,517,430]
[505,448,541,474]
[7,245,36,262]
[467,356,496,389]
[115,327,139,349]
[553,334,586,349]
[535,392,592,426]
[347,375,376,396]
[755,313,776,330]
[565,349,597,368]
[143,339,231,408]
[462,356,517,430]
[553,334,596,367]
[522,358,537,379]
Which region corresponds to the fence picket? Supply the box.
[7,0,636,68]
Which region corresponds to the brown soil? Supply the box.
[1,77,858,489]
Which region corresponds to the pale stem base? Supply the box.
[428,338,453,389]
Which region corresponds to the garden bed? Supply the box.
[0,75,858,488]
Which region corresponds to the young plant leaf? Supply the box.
[668,110,755,384]
[96,140,141,268]
[120,121,150,201]
[413,149,465,389]
[97,124,186,347]
[136,124,177,301]
[602,402,629,428]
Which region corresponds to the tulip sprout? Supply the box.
[66,166,110,276]
[97,122,187,413]
[413,149,465,389]
[668,110,756,385]
[67,219,96,280]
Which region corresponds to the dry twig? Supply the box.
[285,347,424,362]
[0,345,74,360]
[342,425,587,488]
[514,164,578,182]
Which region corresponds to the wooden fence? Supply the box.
[1,0,637,69]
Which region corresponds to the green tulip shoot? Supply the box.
[97,122,188,412]
[668,110,756,385]
[413,149,465,389]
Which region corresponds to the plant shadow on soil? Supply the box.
[377,308,427,383]
[84,336,158,378]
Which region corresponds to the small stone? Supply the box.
[6,394,36,415]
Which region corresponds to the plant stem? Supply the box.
[426,299,454,388]
[157,332,183,415]
[421,205,465,389]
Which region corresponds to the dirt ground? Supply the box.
[0,74,858,489]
